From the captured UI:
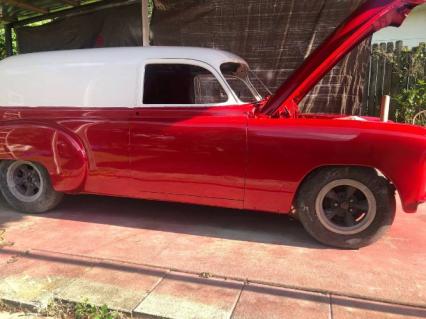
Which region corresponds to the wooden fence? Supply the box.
[364,41,426,117]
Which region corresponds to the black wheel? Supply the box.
[0,160,63,214]
[296,167,396,249]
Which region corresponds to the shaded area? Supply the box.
[16,3,144,52]
[50,194,324,249]
[0,193,24,235]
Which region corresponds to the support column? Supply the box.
[4,24,13,56]
[141,0,150,46]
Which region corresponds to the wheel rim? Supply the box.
[315,179,376,235]
[6,161,44,203]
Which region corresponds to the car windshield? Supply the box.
[221,62,271,103]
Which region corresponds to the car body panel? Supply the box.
[0,106,424,214]
[245,116,426,213]
[129,105,247,201]
[0,107,248,210]
[0,116,87,192]
[0,0,425,216]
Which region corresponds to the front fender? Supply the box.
[0,121,88,192]
[246,118,426,214]
[380,146,425,213]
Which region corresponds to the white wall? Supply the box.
[372,3,426,48]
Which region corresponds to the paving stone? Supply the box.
[331,296,426,319]
[1,195,426,313]
[0,250,92,307]
[134,272,243,319]
[57,261,167,312]
[232,283,330,319]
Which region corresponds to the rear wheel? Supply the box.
[296,167,396,249]
[0,160,63,214]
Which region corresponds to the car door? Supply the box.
[129,60,249,206]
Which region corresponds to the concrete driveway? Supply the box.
[0,194,425,318]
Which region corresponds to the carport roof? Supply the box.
[0,0,137,26]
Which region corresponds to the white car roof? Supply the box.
[0,46,248,70]
[0,46,248,108]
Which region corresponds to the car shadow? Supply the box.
[15,194,327,249]
[0,193,24,230]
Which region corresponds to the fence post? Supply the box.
[141,0,150,46]
[367,44,379,115]
[383,42,393,95]
[390,41,402,99]
[380,95,390,122]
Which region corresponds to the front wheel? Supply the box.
[0,160,63,214]
[296,167,396,249]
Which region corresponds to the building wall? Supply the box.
[372,3,426,47]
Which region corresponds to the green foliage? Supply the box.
[394,79,426,125]
[75,299,120,319]
[379,44,425,86]
[0,27,6,60]
[373,43,426,124]
[0,26,17,60]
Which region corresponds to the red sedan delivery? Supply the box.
[0,0,424,248]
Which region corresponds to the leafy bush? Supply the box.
[0,27,6,59]
[373,43,426,124]
[393,79,426,125]
[0,26,17,60]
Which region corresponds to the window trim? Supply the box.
[223,74,263,103]
[139,58,240,107]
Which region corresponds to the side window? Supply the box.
[143,64,228,105]
[223,75,257,103]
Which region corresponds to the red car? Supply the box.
[0,0,424,248]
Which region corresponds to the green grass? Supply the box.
[74,299,121,319]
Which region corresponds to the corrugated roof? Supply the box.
[0,0,105,24]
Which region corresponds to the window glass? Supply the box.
[223,75,258,103]
[143,64,228,105]
[221,62,271,103]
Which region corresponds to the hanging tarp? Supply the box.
[15,0,370,114]
[15,3,143,53]
[151,0,370,114]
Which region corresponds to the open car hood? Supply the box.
[260,0,426,117]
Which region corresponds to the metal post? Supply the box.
[4,24,13,56]
[380,95,390,122]
[141,0,150,46]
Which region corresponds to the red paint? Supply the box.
[245,114,425,214]
[0,0,425,215]
[0,106,424,214]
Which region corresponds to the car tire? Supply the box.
[0,160,63,214]
[296,167,396,249]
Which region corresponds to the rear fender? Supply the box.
[0,121,88,192]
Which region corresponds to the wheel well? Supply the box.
[293,165,392,207]
[0,159,56,188]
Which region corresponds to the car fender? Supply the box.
[246,118,426,214]
[0,120,88,192]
